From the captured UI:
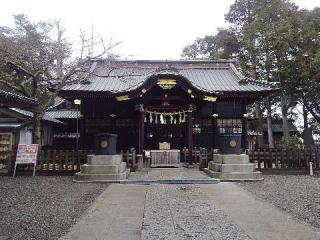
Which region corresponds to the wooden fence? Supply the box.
[249,148,320,171]
[38,149,93,173]
[181,147,214,169]
[4,146,318,175]
[1,148,138,174]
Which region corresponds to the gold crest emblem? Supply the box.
[229,139,237,148]
[100,140,108,149]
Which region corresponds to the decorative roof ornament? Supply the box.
[203,96,217,102]
[157,79,176,90]
[116,95,130,101]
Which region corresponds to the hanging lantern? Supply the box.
[170,115,173,124]
[144,113,147,122]
[155,114,158,124]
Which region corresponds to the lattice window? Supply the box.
[217,119,242,134]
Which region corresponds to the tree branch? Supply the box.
[0,79,31,97]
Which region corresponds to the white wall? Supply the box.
[19,127,32,144]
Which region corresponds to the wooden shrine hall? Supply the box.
[59,59,277,166]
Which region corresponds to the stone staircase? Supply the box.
[74,154,130,183]
[204,154,263,181]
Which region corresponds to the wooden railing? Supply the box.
[6,147,319,174]
[181,147,213,169]
[2,148,138,174]
[249,148,320,171]
[38,149,94,173]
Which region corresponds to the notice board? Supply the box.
[13,144,39,177]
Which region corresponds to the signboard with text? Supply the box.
[13,144,39,177]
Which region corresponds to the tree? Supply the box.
[0,15,72,143]
[295,8,320,124]
[278,7,320,144]
[0,15,119,144]
[181,29,239,60]
[226,0,301,148]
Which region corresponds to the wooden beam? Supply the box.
[143,96,187,102]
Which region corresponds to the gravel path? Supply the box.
[142,184,251,240]
[0,176,107,240]
[237,175,320,230]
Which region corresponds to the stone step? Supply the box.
[80,162,127,174]
[74,169,130,183]
[204,168,263,181]
[87,154,122,165]
[213,154,249,164]
[208,162,255,173]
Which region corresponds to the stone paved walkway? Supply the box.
[60,184,146,240]
[60,169,320,240]
[128,166,212,181]
[142,184,250,240]
[201,183,320,240]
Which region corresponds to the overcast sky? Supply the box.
[1,0,319,60]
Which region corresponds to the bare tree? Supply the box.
[0,15,120,144]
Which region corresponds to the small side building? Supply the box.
[247,119,298,148]
[46,97,80,149]
[0,90,63,171]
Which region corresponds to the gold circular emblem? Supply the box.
[100,140,108,149]
[229,139,237,148]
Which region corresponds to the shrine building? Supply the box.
[58,59,277,162]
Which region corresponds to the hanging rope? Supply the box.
[143,109,191,115]
[144,109,191,125]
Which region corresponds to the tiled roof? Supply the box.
[0,123,26,129]
[10,108,65,124]
[0,89,38,110]
[46,96,66,110]
[46,110,80,119]
[61,60,276,95]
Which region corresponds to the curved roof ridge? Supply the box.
[59,59,279,97]
[91,58,237,64]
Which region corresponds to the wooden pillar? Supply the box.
[241,103,248,150]
[78,101,85,150]
[138,105,145,154]
[212,116,218,149]
[242,119,248,149]
[187,111,193,165]
[212,103,218,149]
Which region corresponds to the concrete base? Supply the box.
[205,154,263,181]
[74,154,130,183]
[87,154,122,165]
[80,162,127,174]
[213,154,250,164]
[208,161,255,173]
